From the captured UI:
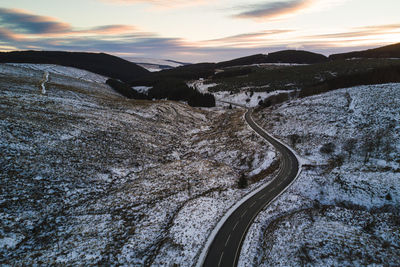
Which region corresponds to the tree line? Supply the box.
[106,78,215,107]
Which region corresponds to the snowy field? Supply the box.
[240,83,400,266]
[188,79,292,108]
[128,57,187,72]
[0,64,276,266]
[5,63,109,84]
[129,57,186,68]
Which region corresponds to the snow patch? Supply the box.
[132,86,152,94]
[0,233,25,250]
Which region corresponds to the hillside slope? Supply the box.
[240,83,400,266]
[265,50,328,64]
[330,42,400,60]
[131,50,327,86]
[0,51,150,83]
[128,57,190,72]
[0,64,277,266]
[197,58,400,108]
[217,50,328,68]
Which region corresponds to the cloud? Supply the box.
[81,25,137,35]
[0,7,397,62]
[207,30,293,42]
[0,8,139,38]
[306,24,400,39]
[0,27,264,62]
[0,8,190,59]
[1,27,189,57]
[0,8,71,34]
[0,27,22,42]
[99,0,209,8]
[232,0,315,21]
[311,31,378,39]
[203,30,294,48]
[355,24,400,32]
[1,27,391,63]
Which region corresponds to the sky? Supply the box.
[0,0,399,62]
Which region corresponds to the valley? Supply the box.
[0,63,276,265]
[1,43,400,267]
[1,0,400,264]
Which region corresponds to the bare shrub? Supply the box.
[238,173,248,189]
[288,134,301,147]
[326,154,345,172]
[320,142,336,154]
[343,138,357,160]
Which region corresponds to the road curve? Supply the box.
[201,108,300,267]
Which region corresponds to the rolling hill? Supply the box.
[216,50,328,68]
[265,50,328,64]
[329,43,400,60]
[128,57,191,72]
[130,50,328,86]
[0,51,150,83]
[0,63,274,266]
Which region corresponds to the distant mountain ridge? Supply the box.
[2,43,400,87]
[132,50,329,83]
[165,59,191,66]
[0,51,150,83]
[128,57,190,67]
[266,50,328,64]
[128,57,191,72]
[329,43,400,60]
[217,50,328,68]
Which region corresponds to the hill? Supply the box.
[0,52,215,106]
[131,62,216,86]
[329,43,400,60]
[0,63,274,266]
[216,50,328,68]
[265,50,328,64]
[243,83,400,266]
[216,54,269,68]
[128,57,191,72]
[0,51,150,83]
[131,50,328,86]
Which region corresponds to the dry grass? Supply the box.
[0,64,276,266]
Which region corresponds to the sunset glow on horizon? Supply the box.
[1,0,399,62]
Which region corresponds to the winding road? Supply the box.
[200,108,300,267]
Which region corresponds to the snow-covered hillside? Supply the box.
[240,83,400,266]
[0,64,276,266]
[6,63,109,84]
[128,57,189,72]
[188,79,290,108]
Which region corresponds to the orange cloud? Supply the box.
[355,24,400,32]
[99,0,210,8]
[305,24,400,40]
[0,27,23,42]
[77,25,137,35]
[0,8,138,38]
[0,8,71,34]
[203,30,293,47]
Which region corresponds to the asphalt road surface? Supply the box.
[202,108,300,267]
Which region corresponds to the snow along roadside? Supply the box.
[196,108,302,267]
